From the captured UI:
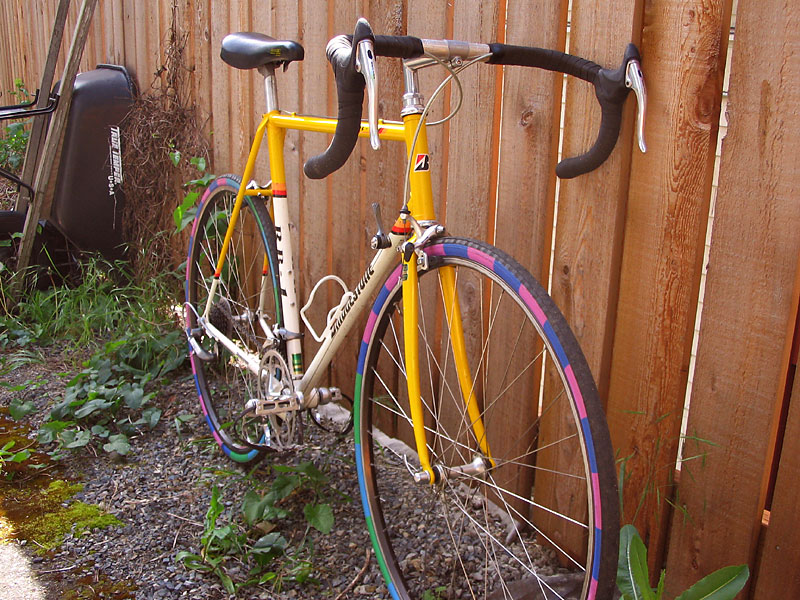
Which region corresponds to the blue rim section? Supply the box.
[353,241,604,599]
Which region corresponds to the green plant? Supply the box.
[1,256,183,350]
[177,461,341,594]
[617,524,749,600]
[0,256,187,456]
[171,153,215,233]
[37,330,184,457]
[0,439,32,476]
[0,79,32,174]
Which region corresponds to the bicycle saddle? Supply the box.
[221,33,304,70]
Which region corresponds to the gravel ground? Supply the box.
[0,348,387,600]
[1,344,591,600]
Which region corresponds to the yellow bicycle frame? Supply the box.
[207,106,490,483]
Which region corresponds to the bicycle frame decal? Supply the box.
[329,262,375,338]
[413,153,429,172]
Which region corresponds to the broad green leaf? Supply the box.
[218,572,235,594]
[9,399,37,420]
[295,461,326,482]
[629,533,655,600]
[675,565,749,600]
[169,150,181,166]
[270,473,300,501]
[62,428,92,449]
[176,551,211,572]
[142,406,161,429]
[250,532,287,565]
[122,386,146,410]
[74,398,114,419]
[242,490,268,526]
[103,434,131,455]
[617,525,655,600]
[304,502,334,534]
[37,420,70,444]
[11,449,31,462]
[617,525,638,598]
[91,424,110,438]
[190,156,207,172]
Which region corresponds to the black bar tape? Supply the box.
[373,35,424,58]
[303,35,365,179]
[556,99,623,179]
[489,42,640,178]
[487,43,600,83]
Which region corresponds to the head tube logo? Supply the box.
[414,153,430,172]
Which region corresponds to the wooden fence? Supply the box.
[1,0,798,597]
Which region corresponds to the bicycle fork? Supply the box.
[401,242,494,484]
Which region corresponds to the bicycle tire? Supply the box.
[355,237,618,600]
[185,175,283,462]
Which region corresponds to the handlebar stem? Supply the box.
[401,65,425,116]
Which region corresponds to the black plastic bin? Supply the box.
[50,64,136,262]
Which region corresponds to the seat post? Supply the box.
[258,65,279,113]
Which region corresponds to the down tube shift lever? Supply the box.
[356,37,380,150]
[625,58,647,153]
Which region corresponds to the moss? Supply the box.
[1,477,122,553]
[24,500,122,552]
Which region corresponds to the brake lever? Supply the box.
[625,58,647,153]
[356,37,380,150]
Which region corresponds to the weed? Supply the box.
[617,524,749,600]
[0,79,31,175]
[1,255,187,457]
[0,439,32,476]
[178,460,343,594]
[172,153,215,233]
[37,329,184,458]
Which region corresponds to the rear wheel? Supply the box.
[185,175,283,462]
[355,237,618,599]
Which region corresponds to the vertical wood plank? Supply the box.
[754,361,800,598]
[327,0,364,389]
[664,0,800,594]
[406,0,450,220]
[551,0,641,398]
[209,1,231,171]
[188,0,213,147]
[296,0,331,368]
[229,0,252,175]
[604,0,733,570]
[112,0,125,66]
[444,0,500,240]
[122,0,137,80]
[272,0,303,289]
[493,0,565,280]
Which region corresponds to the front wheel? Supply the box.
[355,237,619,600]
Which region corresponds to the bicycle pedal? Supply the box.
[253,394,302,416]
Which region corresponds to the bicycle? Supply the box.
[183,17,646,600]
